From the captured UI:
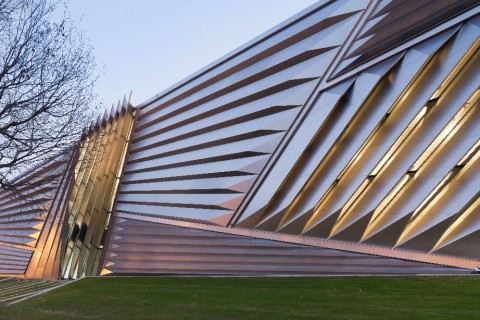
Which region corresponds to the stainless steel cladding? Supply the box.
[1,0,479,279]
[106,0,480,274]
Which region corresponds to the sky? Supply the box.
[67,0,319,107]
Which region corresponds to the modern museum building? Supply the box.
[1,0,479,279]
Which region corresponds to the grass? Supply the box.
[1,276,479,320]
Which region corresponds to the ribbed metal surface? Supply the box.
[101,217,462,276]
[0,155,71,279]
[0,158,67,248]
[335,0,478,75]
[0,98,135,280]
[1,0,480,278]
[232,13,480,263]
[108,0,480,271]
[0,246,32,275]
[61,98,135,279]
[116,0,369,226]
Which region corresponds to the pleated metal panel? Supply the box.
[3,0,480,278]
[230,12,480,265]
[0,245,32,275]
[0,98,135,280]
[60,98,135,280]
[117,0,370,226]
[0,155,72,279]
[101,217,463,276]
[333,0,478,75]
[107,0,480,272]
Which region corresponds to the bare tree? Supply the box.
[0,0,98,189]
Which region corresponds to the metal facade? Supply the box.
[0,99,134,279]
[1,0,479,279]
[61,99,135,279]
[0,155,72,279]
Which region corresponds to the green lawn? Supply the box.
[1,276,479,320]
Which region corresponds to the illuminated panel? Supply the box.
[231,12,480,267]
[60,98,135,279]
[0,155,72,279]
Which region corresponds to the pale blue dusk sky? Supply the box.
[68,0,319,107]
